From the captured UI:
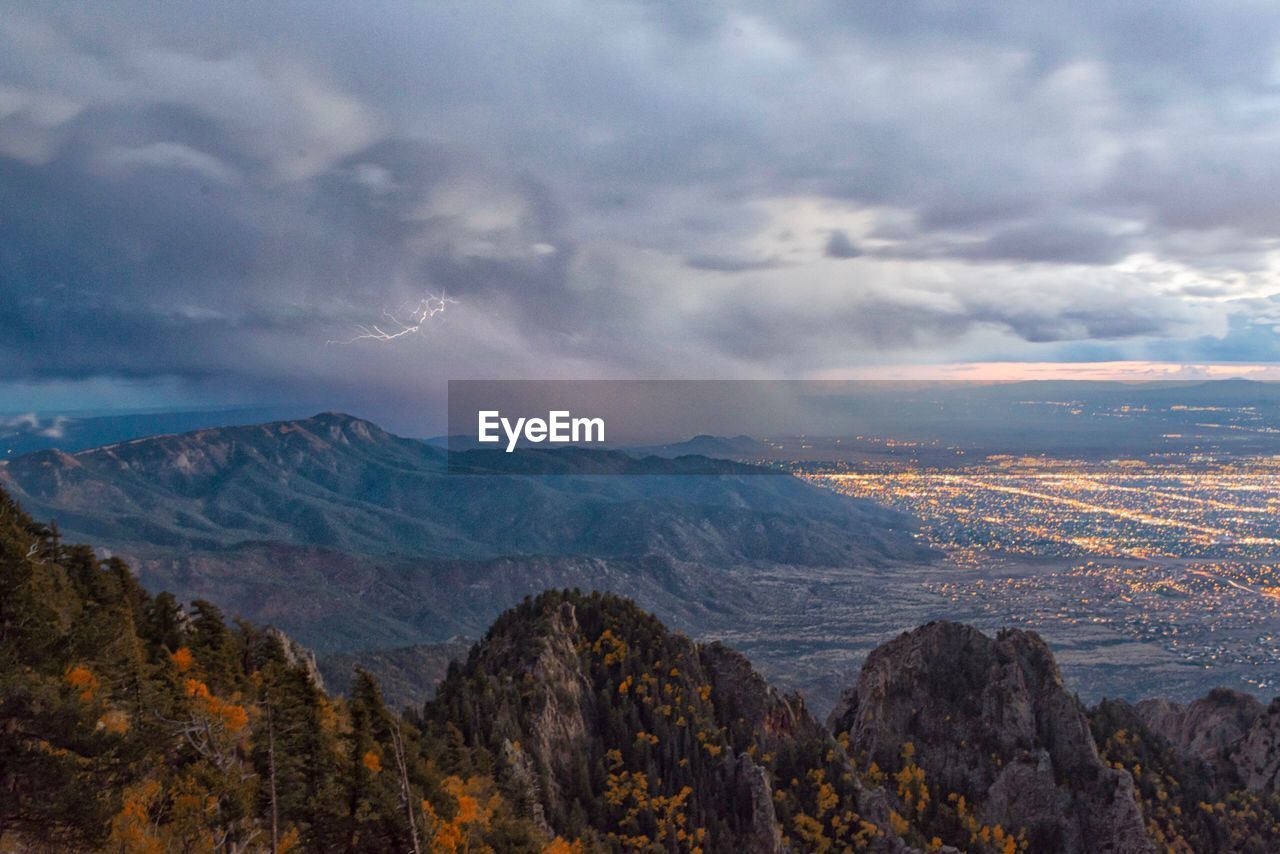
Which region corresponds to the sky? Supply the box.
[5,2,1280,432]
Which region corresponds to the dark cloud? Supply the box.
[685,254,782,273]
[2,1,1279,424]
[824,230,863,259]
[951,220,1134,266]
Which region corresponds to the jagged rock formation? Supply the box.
[1137,689,1262,782]
[266,626,325,692]
[1233,700,1280,791]
[1137,689,1280,794]
[426,590,910,851]
[829,621,1153,853]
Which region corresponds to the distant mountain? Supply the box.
[626,434,774,459]
[317,638,471,711]
[0,406,306,458]
[0,412,930,697]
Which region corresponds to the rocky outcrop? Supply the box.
[1137,688,1261,783]
[1232,699,1280,791]
[428,590,930,852]
[701,640,827,753]
[729,752,786,854]
[524,601,594,819]
[829,621,1153,853]
[1135,688,1280,793]
[266,626,325,692]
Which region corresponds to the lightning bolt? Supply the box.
[328,294,457,344]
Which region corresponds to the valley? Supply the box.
[4,407,1279,714]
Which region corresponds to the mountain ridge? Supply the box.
[0,412,932,711]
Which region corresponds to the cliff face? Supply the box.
[1138,689,1280,794]
[266,626,326,692]
[1233,700,1280,791]
[1137,689,1263,782]
[829,621,1153,854]
[426,591,917,852]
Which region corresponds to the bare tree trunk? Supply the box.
[268,705,279,854]
[391,721,421,854]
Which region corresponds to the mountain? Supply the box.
[6,488,1280,851]
[0,406,306,459]
[1128,689,1280,794]
[0,412,931,705]
[1089,694,1280,850]
[317,638,472,711]
[829,622,1151,853]
[626,434,775,460]
[0,412,921,565]
[426,589,867,850]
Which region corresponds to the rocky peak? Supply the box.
[266,627,325,692]
[829,621,1153,853]
[700,641,829,759]
[1232,699,1280,792]
[1136,688,1262,783]
[1128,687,1280,795]
[429,591,913,851]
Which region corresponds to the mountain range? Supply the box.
[0,412,930,705]
[6,483,1279,851]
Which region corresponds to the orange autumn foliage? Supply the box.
[65,664,99,701]
[183,678,249,733]
[170,646,194,672]
[421,776,501,853]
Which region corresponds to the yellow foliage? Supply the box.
[108,780,163,854]
[278,826,301,853]
[363,750,383,774]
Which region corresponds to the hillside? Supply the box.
[0,413,922,565]
[0,413,931,704]
[5,490,1280,851]
[0,486,551,851]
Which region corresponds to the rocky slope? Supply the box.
[1133,688,1280,794]
[829,621,1153,853]
[425,590,912,851]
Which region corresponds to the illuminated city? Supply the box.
[807,456,1280,696]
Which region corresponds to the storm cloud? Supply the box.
[3,1,1280,429]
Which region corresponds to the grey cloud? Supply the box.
[3,0,1280,421]
[824,230,863,259]
[952,221,1134,266]
[685,254,783,273]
